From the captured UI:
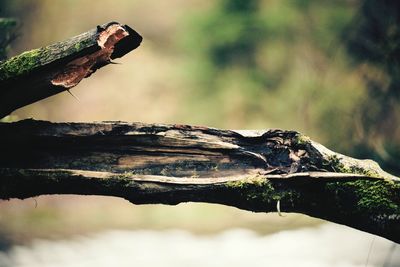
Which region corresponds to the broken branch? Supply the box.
[0,119,399,243]
[0,22,142,118]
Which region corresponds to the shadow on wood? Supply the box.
[0,119,399,243]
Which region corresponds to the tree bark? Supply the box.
[0,22,142,118]
[0,21,399,244]
[0,119,399,243]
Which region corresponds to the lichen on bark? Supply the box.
[0,49,41,80]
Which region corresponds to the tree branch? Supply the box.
[0,119,399,243]
[0,22,142,118]
[0,21,398,243]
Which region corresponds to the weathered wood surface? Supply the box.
[0,22,142,118]
[0,119,399,243]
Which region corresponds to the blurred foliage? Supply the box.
[344,0,400,174]
[1,0,35,61]
[180,0,358,130]
[0,18,16,61]
[180,0,400,175]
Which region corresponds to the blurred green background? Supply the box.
[0,0,399,245]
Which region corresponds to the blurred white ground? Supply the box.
[0,222,398,267]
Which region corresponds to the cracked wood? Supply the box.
[0,119,399,243]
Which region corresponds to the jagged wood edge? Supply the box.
[0,119,399,243]
[0,21,142,118]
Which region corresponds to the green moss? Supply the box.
[72,39,91,52]
[226,175,299,207]
[115,172,134,180]
[0,35,96,81]
[74,43,82,51]
[75,38,94,52]
[293,133,311,146]
[325,155,382,178]
[326,179,400,215]
[0,48,42,80]
[226,175,266,189]
[350,166,380,178]
[325,155,348,172]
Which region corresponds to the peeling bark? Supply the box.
[0,119,399,243]
[0,22,142,118]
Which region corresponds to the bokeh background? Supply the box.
[1,0,400,266]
